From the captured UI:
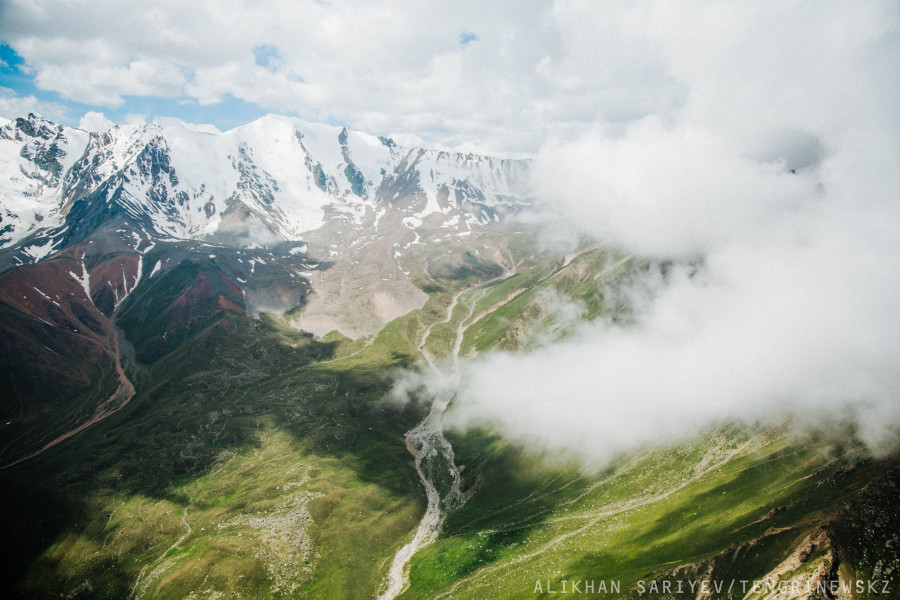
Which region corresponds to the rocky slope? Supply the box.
[0,112,531,467]
[1,113,529,262]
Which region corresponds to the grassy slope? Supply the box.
[0,299,431,598]
[404,427,892,599]
[0,231,896,599]
[397,241,898,599]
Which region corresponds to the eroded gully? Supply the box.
[379,274,517,600]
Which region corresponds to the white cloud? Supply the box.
[33,57,186,107]
[452,183,900,461]
[77,110,114,132]
[123,113,148,126]
[447,0,900,461]
[532,118,818,258]
[4,1,896,153]
[0,87,70,122]
[0,0,689,152]
[152,116,221,134]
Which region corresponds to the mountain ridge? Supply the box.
[0,111,532,468]
[0,112,531,270]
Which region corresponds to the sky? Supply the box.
[4,2,894,152]
[3,0,899,461]
[1,0,706,153]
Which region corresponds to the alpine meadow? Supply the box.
[1,2,899,599]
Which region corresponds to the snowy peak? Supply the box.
[377,146,530,227]
[0,114,91,254]
[0,113,531,265]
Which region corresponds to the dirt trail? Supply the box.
[1,252,147,470]
[130,496,194,600]
[430,440,756,600]
[0,328,135,470]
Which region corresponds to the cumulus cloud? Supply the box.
[4,1,897,154]
[151,116,221,134]
[77,110,114,132]
[532,119,819,258]
[0,0,685,152]
[447,1,900,461]
[0,86,70,122]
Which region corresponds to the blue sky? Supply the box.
[1,42,271,131]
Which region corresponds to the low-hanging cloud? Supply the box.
[448,2,900,462]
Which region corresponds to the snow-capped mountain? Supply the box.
[0,113,530,267]
[0,115,90,259]
[0,112,532,463]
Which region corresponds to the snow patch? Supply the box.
[23,239,54,261]
[68,258,92,303]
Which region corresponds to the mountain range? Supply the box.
[0,112,530,465]
[0,112,897,600]
[1,112,528,256]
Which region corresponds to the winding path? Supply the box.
[130,495,194,600]
[0,325,135,470]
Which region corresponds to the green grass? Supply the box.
[399,427,892,600]
[0,296,430,599]
[457,246,643,355]
[1,230,896,599]
[20,423,425,600]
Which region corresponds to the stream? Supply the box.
[379,275,511,600]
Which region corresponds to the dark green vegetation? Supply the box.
[407,426,899,599]
[0,248,433,599]
[0,230,897,599]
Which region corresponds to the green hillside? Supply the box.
[0,234,896,599]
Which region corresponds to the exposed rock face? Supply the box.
[633,468,900,599]
[830,467,900,597]
[0,113,530,336]
[0,112,532,462]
